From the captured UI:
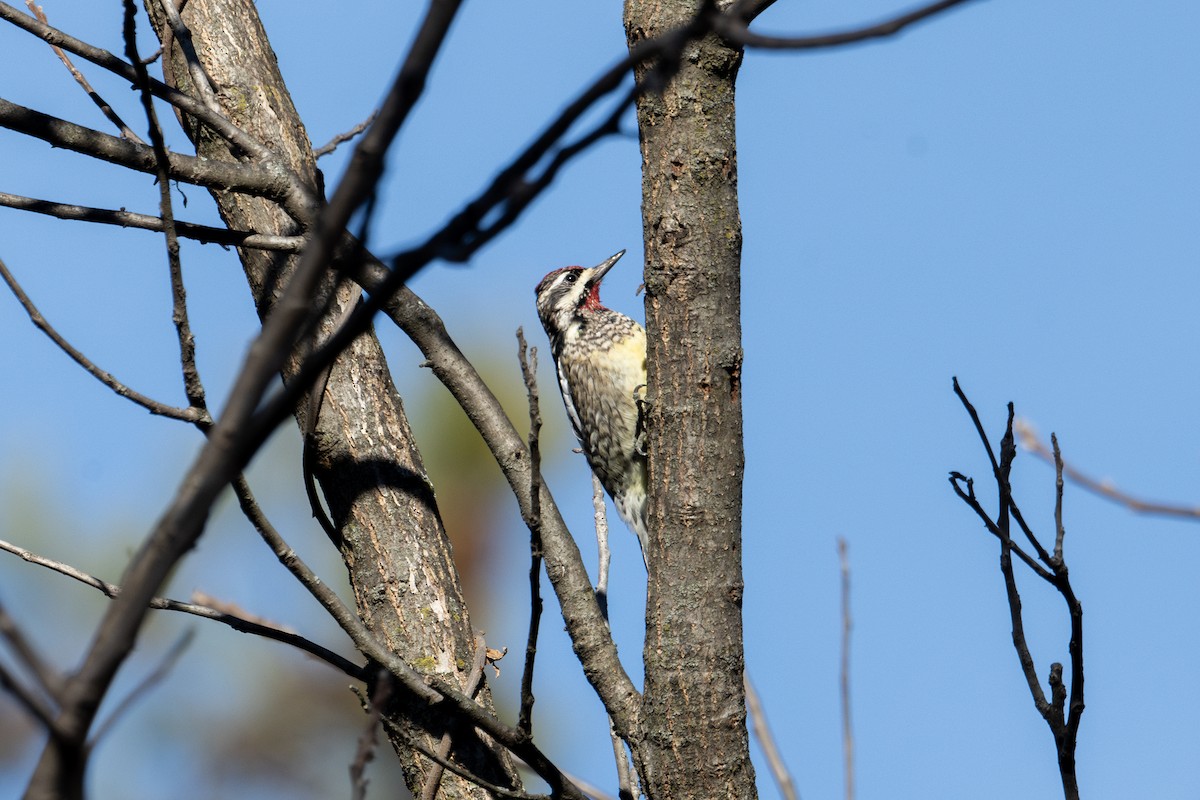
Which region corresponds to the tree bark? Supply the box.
[140,1,516,796]
[624,1,756,798]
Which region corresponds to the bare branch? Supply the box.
[0,256,204,423]
[515,329,544,736]
[1016,418,1200,521]
[0,597,64,701]
[0,98,310,215]
[837,539,854,800]
[947,472,1055,582]
[949,384,1084,799]
[420,638,491,800]
[24,1,143,142]
[315,109,379,158]
[156,0,223,113]
[384,716,548,800]
[0,191,306,250]
[350,669,390,800]
[745,675,799,800]
[715,0,981,50]
[591,472,613,619]
[0,0,273,160]
[0,658,58,731]
[0,535,363,677]
[0,601,61,729]
[228,474,584,797]
[123,0,210,423]
[88,628,194,748]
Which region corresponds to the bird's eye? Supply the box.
[564,272,578,283]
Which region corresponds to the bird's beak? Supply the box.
[586,250,626,285]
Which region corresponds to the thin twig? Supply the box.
[0,597,64,700]
[0,191,306,250]
[745,675,799,800]
[419,638,491,800]
[0,659,57,731]
[0,256,204,423]
[609,715,636,800]
[592,473,612,619]
[24,1,143,142]
[88,627,195,748]
[1015,418,1200,521]
[124,0,210,424]
[384,716,547,800]
[157,0,222,114]
[516,329,544,736]
[714,0,980,50]
[350,669,391,800]
[950,384,1084,800]
[837,539,853,800]
[0,2,275,163]
[315,109,379,158]
[0,535,362,677]
[1052,434,1066,564]
[947,473,1056,581]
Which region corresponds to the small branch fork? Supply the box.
[948,379,1084,800]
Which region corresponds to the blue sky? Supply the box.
[2,1,1199,798]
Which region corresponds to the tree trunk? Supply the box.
[140,1,516,796]
[624,1,755,798]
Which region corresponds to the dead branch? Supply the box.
[0,535,363,677]
[1016,419,1200,521]
[0,256,205,423]
[949,379,1084,800]
[0,191,305,250]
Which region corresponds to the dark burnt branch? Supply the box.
[715,0,980,49]
[0,256,204,423]
[949,380,1084,800]
[515,330,544,737]
[0,191,305,250]
[24,1,143,142]
[1016,419,1200,521]
[947,472,1055,582]
[0,535,363,678]
[425,88,635,264]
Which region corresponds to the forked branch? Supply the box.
[949,379,1084,800]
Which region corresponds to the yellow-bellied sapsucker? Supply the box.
[535,250,648,560]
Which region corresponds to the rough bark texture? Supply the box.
[141,1,515,796]
[624,1,756,798]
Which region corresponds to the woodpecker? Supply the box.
[535,250,648,561]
